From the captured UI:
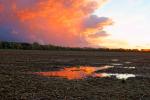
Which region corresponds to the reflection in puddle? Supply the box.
[111,63,123,66]
[123,67,135,69]
[34,66,113,80]
[34,65,136,80]
[100,73,136,80]
[111,59,119,62]
[116,66,135,69]
[124,61,132,64]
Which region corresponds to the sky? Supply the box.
[0,0,150,49]
[94,0,150,49]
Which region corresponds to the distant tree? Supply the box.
[0,41,2,49]
[15,43,23,49]
[0,41,148,52]
[32,42,41,50]
[21,43,32,50]
[2,42,10,49]
[9,42,16,49]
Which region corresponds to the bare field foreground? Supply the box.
[0,50,150,100]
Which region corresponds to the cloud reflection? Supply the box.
[34,65,113,80]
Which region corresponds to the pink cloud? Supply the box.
[0,0,113,47]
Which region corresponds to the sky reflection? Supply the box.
[34,65,136,80]
[34,66,113,80]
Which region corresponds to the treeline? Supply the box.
[0,41,149,52]
[0,41,65,50]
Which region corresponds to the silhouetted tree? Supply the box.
[0,41,2,49]
[0,41,147,52]
[32,42,41,50]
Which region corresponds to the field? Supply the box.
[0,50,150,100]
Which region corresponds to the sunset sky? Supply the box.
[0,0,150,49]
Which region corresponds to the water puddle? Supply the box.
[34,65,136,80]
[99,73,136,80]
[115,66,135,69]
[124,61,132,64]
[123,66,135,69]
[34,65,113,80]
[111,59,119,62]
[111,63,123,66]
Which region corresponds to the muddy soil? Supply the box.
[0,50,150,100]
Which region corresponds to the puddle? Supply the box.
[111,63,123,66]
[124,61,132,64]
[34,65,137,80]
[115,66,135,69]
[123,67,135,69]
[111,59,119,62]
[113,74,135,80]
[34,65,113,80]
[98,73,136,80]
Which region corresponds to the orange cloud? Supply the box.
[0,4,4,12]
[0,0,112,47]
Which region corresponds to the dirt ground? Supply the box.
[0,50,150,100]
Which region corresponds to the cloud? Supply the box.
[88,31,109,38]
[83,15,113,29]
[0,0,112,47]
[0,3,3,12]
